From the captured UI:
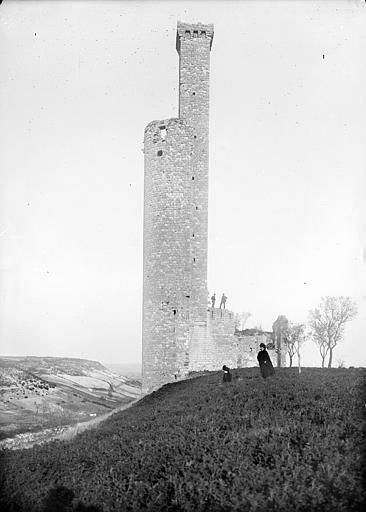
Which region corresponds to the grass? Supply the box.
[0,367,365,511]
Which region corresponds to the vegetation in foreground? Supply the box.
[0,368,365,512]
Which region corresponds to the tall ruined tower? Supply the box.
[142,22,214,393]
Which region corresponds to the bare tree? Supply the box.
[282,327,295,368]
[283,322,306,369]
[294,326,306,374]
[308,297,357,368]
[309,319,329,368]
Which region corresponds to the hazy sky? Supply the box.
[1,0,365,368]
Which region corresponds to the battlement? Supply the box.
[176,21,214,53]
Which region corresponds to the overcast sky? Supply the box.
[1,0,365,368]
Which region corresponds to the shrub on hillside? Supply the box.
[0,368,365,511]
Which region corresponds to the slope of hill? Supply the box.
[0,367,365,512]
[0,356,141,443]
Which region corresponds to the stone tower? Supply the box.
[142,22,214,393]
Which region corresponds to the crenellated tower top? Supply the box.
[176,21,214,53]
[176,21,214,129]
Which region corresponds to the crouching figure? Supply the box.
[222,365,232,383]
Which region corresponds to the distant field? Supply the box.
[104,362,142,380]
[0,368,365,512]
[0,357,141,443]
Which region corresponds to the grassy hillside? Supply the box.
[0,368,365,511]
[0,357,141,443]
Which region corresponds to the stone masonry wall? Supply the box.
[189,311,280,372]
[143,119,194,392]
[235,333,277,368]
[177,22,214,322]
[142,23,214,393]
[210,309,238,369]
[188,313,217,372]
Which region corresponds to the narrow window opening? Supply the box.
[159,126,167,141]
[192,176,195,180]
[192,233,195,237]
[193,258,196,262]
[157,150,163,157]
[173,309,177,315]
[195,206,199,210]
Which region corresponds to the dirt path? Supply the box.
[0,397,141,451]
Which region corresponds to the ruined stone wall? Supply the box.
[210,309,237,369]
[188,312,217,372]
[235,333,277,368]
[189,317,282,372]
[272,316,288,367]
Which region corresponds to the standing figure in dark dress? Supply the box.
[222,365,232,383]
[257,343,275,379]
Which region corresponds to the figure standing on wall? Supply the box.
[257,343,275,379]
[211,293,216,308]
[222,365,232,383]
[220,293,227,309]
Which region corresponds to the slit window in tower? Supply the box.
[192,176,195,180]
[159,126,167,141]
[173,309,177,315]
[157,150,163,157]
[193,258,196,262]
